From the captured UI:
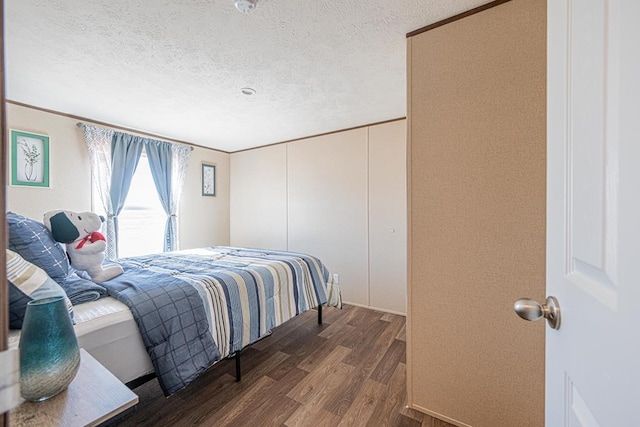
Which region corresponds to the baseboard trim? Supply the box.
[410,403,473,427]
[342,301,406,317]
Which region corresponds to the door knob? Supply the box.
[514,296,561,330]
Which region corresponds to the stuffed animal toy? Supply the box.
[43,210,123,283]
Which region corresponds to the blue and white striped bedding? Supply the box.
[103,246,341,394]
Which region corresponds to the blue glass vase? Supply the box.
[19,296,80,402]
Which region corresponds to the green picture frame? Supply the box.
[10,130,50,188]
[202,163,216,196]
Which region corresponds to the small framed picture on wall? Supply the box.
[202,163,216,197]
[10,129,50,188]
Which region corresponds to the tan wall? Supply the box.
[5,103,230,249]
[407,0,546,426]
[230,120,407,314]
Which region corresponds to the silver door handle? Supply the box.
[514,296,561,330]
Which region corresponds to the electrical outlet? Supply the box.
[333,273,340,284]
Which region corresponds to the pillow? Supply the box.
[7,249,74,329]
[7,211,70,282]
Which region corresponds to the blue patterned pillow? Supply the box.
[7,211,70,282]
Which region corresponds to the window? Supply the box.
[117,150,167,258]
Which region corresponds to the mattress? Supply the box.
[9,297,154,384]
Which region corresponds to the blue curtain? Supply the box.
[145,140,175,252]
[110,132,144,258]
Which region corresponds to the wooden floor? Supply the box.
[116,304,454,427]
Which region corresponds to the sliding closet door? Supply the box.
[230,145,288,251]
[407,0,546,426]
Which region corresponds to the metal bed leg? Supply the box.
[234,307,320,383]
[235,350,241,382]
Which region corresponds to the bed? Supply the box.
[7,213,341,396]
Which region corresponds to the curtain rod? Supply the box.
[76,122,195,151]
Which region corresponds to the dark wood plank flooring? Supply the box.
[115,304,455,427]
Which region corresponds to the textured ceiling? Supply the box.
[6,0,492,152]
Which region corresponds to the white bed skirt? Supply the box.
[10,297,154,385]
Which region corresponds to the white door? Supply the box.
[546,0,640,425]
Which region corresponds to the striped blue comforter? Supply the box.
[104,246,341,394]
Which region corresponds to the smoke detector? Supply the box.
[235,0,258,14]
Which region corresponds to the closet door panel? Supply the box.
[288,129,369,306]
[230,145,288,251]
[369,120,407,314]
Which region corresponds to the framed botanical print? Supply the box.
[202,163,216,196]
[10,130,50,188]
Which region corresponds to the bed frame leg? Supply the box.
[318,304,323,325]
[235,351,241,382]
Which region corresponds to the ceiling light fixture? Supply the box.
[241,87,256,96]
[235,0,258,14]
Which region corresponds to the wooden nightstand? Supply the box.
[11,348,138,426]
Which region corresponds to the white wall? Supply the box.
[6,104,92,219]
[6,103,230,249]
[179,147,231,249]
[230,120,407,314]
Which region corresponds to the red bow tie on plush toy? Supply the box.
[75,231,106,249]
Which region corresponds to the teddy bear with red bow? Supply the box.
[44,209,123,283]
